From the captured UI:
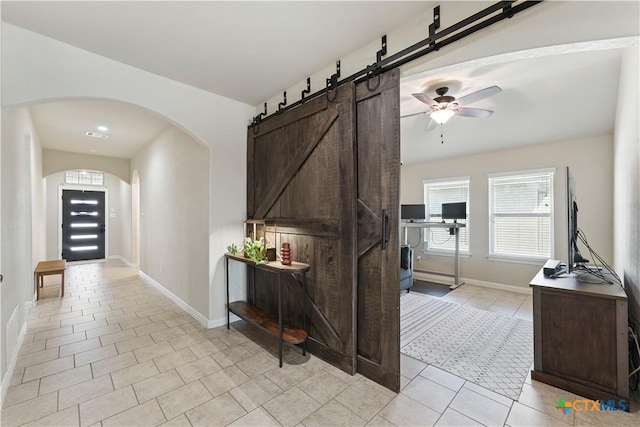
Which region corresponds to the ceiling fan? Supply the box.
[405,85,502,128]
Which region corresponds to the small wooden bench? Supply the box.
[34,260,66,300]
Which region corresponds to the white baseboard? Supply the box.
[108,255,132,267]
[414,271,532,295]
[138,271,212,328]
[1,321,27,406]
[207,313,241,329]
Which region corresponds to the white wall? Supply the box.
[401,135,614,288]
[132,126,209,318]
[2,24,255,325]
[44,170,131,262]
[613,46,640,324]
[1,107,43,391]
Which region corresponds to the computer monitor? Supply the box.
[401,204,426,222]
[442,202,467,221]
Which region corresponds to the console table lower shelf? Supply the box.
[227,301,308,345]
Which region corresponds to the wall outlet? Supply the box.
[416,255,422,261]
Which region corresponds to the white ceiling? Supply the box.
[2,2,627,163]
[2,0,429,106]
[400,47,624,164]
[30,100,170,159]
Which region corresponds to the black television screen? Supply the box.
[442,202,467,220]
[401,204,426,221]
[566,167,588,273]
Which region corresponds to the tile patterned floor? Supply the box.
[2,261,639,426]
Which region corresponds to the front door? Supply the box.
[61,189,106,261]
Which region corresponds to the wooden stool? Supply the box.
[34,260,66,300]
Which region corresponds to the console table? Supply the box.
[225,253,309,367]
[530,269,628,403]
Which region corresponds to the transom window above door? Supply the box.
[65,170,104,186]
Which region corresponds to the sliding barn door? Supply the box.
[355,70,401,391]
[247,84,358,373]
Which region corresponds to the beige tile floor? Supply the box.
[2,261,639,426]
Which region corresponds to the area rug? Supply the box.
[410,280,453,297]
[400,292,533,400]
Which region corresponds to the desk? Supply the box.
[225,253,310,367]
[530,269,628,403]
[401,222,466,289]
[34,260,66,300]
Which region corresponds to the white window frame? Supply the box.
[488,168,555,264]
[423,177,470,255]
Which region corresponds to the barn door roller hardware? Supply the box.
[428,6,441,49]
[277,91,287,112]
[251,102,267,134]
[301,78,311,103]
[326,61,341,101]
[250,0,542,127]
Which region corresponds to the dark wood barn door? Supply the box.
[247,84,358,373]
[355,70,401,391]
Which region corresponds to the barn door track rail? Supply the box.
[250,0,542,129]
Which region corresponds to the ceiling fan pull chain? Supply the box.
[441,123,444,144]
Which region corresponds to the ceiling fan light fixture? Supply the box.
[430,109,455,124]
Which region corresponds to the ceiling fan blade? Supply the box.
[456,86,502,106]
[455,107,494,118]
[412,92,439,107]
[401,111,428,119]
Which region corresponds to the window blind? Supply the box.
[489,171,553,258]
[424,179,469,252]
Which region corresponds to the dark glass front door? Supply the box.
[62,189,106,261]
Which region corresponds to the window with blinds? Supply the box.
[423,178,469,253]
[489,170,554,260]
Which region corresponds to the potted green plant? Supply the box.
[241,236,270,265]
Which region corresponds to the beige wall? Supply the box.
[108,174,132,264]
[131,126,209,318]
[401,135,614,288]
[43,149,130,183]
[614,46,640,324]
[44,171,132,262]
[1,107,44,386]
[30,124,45,269]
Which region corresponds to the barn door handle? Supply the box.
[381,209,389,250]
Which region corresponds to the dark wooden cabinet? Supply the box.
[530,269,628,403]
[225,253,310,367]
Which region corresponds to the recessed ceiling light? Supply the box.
[86,131,108,139]
[97,126,108,132]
